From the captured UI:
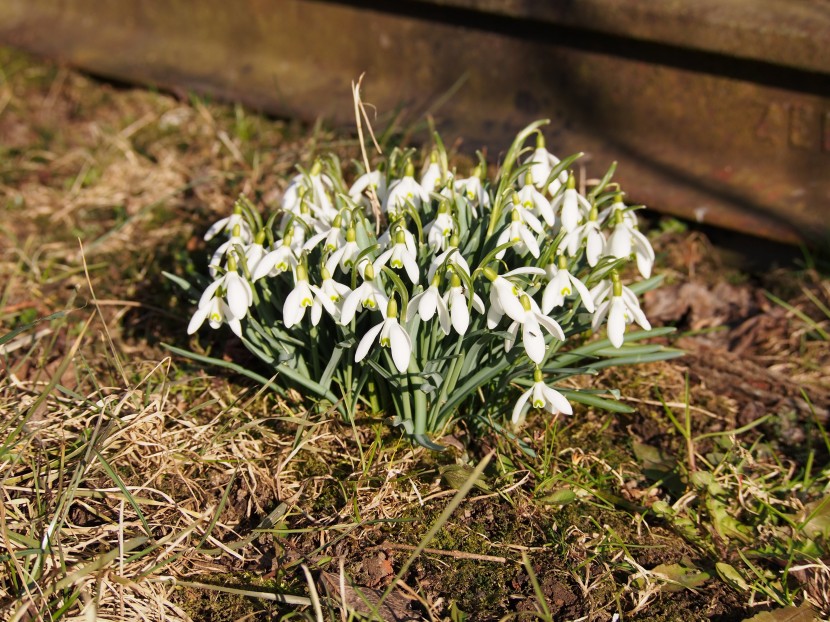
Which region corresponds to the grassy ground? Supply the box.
[2,48,830,621]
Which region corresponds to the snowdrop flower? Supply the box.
[282,162,336,222]
[512,368,573,424]
[504,293,565,364]
[591,272,651,348]
[566,205,605,266]
[243,231,268,276]
[420,152,444,192]
[355,297,412,373]
[496,198,543,259]
[542,255,595,314]
[252,229,299,281]
[385,162,429,217]
[522,133,568,196]
[598,193,638,228]
[203,207,253,243]
[349,169,388,204]
[407,274,451,335]
[188,254,253,338]
[209,224,249,277]
[283,264,316,328]
[303,214,346,253]
[443,272,485,335]
[483,266,545,328]
[340,263,389,324]
[550,173,591,233]
[374,228,420,284]
[516,175,556,227]
[311,267,351,324]
[604,208,655,278]
[427,241,470,282]
[325,227,365,276]
[424,202,455,253]
[454,164,490,216]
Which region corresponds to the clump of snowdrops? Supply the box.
[178,120,678,448]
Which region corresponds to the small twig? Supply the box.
[376,541,506,563]
[352,74,383,233]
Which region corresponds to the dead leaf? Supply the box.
[320,571,422,621]
[741,604,818,622]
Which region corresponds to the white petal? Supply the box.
[226,275,251,319]
[542,385,573,415]
[592,300,610,333]
[522,318,546,364]
[402,253,420,284]
[449,293,470,335]
[504,322,519,352]
[340,290,362,325]
[187,304,211,334]
[520,227,540,258]
[283,287,306,328]
[198,279,223,308]
[569,274,596,313]
[388,321,413,373]
[227,316,243,338]
[586,229,604,266]
[252,251,279,281]
[607,297,627,348]
[436,298,451,335]
[537,314,566,342]
[418,289,438,320]
[355,322,384,362]
[512,387,533,424]
[495,280,525,323]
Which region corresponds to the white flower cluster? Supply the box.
[189,127,655,429]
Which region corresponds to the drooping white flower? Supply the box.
[374,228,420,284]
[251,230,299,281]
[427,243,470,282]
[504,294,565,364]
[354,297,413,373]
[424,203,455,253]
[289,161,337,223]
[243,231,268,277]
[522,134,568,196]
[407,275,451,335]
[203,208,253,243]
[598,193,638,228]
[420,154,445,192]
[282,266,316,329]
[385,162,429,217]
[303,216,346,254]
[442,272,485,335]
[483,266,546,328]
[496,202,543,259]
[349,169,388,205]
[340,263,389,324]
[566,206,605,266]
[591,273,651,348]
[453,165,490,216]
[188,255,253,337]
[541,256,595,314]
[310,267,351,325]
[209,223,249,277]
[516,177,556,227]
[550,173,591,233]
[512,369,573,424]
[604,209,655,279]
[324,227,364,277]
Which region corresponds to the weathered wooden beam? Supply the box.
[1,0,828,245]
